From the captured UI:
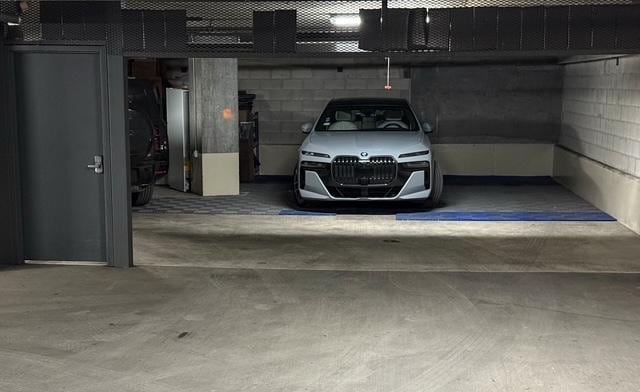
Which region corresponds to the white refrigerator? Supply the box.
[166,88,190,192]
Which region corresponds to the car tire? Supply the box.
[426,160,443,208]
[132,184,154,206]
[292,166,306,207]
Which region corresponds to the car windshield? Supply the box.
[314,105,419,132]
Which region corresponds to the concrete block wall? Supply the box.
[554,146,640,234]
[559,56,640,177]
[554,55,640,234]
[412,64,563,143]
[238,66,411,146]
[240,64,563,175]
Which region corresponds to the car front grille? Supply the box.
[326,186,403,198]
[332,156,397,186]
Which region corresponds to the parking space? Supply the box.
[134,179,609,218]
[131,179,636,274]
[3,2,640,391]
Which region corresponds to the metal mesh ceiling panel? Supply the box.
[2,0,639,56]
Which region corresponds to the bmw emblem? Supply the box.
[360,152,369,158]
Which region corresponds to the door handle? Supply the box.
[87,155,104,174]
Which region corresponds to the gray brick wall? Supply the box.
[560,56,640,177]
[411,65,563,144]
[238,66,411,145]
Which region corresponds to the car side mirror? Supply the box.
[422,122,433,133]
[301,122,313,134]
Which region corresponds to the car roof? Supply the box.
[327,97,410,107]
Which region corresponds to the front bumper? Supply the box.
[299,162,432,201]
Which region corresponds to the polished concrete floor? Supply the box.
[3,187,640,391]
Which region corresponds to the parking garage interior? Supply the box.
[2,1,640,391]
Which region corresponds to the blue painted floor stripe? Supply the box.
[396,211,616,222]
[279,209,336,216]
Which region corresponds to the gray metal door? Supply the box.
[15,50,108,262]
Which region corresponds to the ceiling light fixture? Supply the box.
[329,14,361,28]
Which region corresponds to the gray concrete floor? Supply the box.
[1,262,639,391]
[3,189,640,391]
[134,214,640,273]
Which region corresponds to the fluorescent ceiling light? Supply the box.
[7,22,20,26]
[329,14,360,28]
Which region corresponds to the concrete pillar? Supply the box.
[189,58,239,196]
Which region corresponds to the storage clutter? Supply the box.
[239,91,259,182]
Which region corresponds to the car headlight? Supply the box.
[302,150,330,158]
[398,150,430,158]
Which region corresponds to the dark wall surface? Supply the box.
[0,38,23,265]
[106,54,133,268]
[411,64,563,143]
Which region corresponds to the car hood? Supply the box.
[301,131,430,158]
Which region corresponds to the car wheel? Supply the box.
[292,166,306,207]
[132,184,154,206]
[427,160,443,208]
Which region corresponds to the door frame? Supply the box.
[5,44,132,268]
[0,37,24,265]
